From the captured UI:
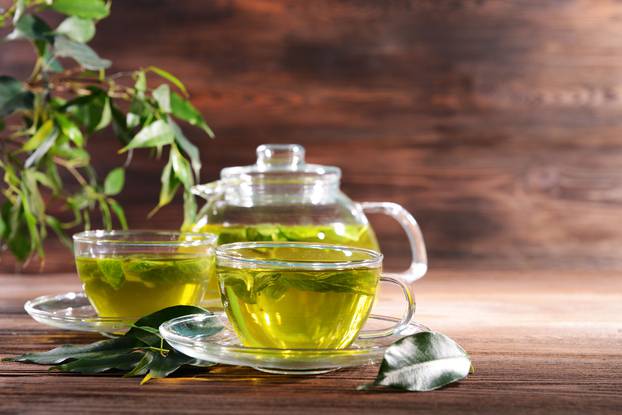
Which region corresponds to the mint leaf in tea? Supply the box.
[76,255,214,318]
[193,224,379,249]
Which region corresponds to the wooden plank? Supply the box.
[0,270,621,414]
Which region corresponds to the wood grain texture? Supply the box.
[1,270,621,414]
[3,0,622,272]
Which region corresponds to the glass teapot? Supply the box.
[188,144,427,283]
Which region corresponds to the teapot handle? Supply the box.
[359,202,428,283]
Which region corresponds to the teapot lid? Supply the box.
[220,144,341,184]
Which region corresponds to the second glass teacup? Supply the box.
[73,230,217,318]
[216,242,415,349]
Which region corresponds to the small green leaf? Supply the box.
[126,113,140,129]
[23,119,55,151]
[147,66,188,97]
[54,35,111,70]
[150,157,180,215]
[7,14,53,42]
[0,76,33,117]
[170,146,193,189]
[153,84,171,113]
[56,16,95,43]
[104,167,124,196]
[95,96,112,130]
[55,114,84,146]
[51,0,110,19]
[97,258,125,289]
[120,120,174,153]
[169,117,201,180]
[365,332,471,392]
[170,92,214,137]
[134,70,147,94]
[25,124,59,168]
[108,199,128,229]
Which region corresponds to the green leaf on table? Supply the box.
[54,35,111,70]
[56,16,96,43]
[120,119,174,152]
[147,66,188,97]
[51,0,110,20]
[104,167,125,196]
[3,305,215,383]
[362,332,471,392]
[0,76,34,117]
[7,14,53,42]
[171,92,214,137]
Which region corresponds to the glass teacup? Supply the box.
[73,230,217,318]
[216,242,415,349]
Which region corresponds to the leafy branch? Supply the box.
[0,0,214,265]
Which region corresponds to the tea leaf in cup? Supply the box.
[362,331,471,392]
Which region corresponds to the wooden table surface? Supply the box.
[1,269,621,414]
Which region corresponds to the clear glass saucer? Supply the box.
[24,292,137,335]
[160,313,430,375]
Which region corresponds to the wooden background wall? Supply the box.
[2,0,622,272]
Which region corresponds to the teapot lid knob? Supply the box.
[256,144,305,170]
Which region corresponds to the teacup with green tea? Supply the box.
[73,230,217,318]
[216,242,414,349]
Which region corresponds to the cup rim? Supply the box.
[72,230,217,247]
[215,241,383,270]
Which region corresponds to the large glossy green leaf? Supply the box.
[54,35,111,70]
[120,120,174,152]
[0,76,33,117]
[56,16,95,43]
[51,0,110,19]
[170,92,214,137]
[365,332,471,392]
[103,167,125,196]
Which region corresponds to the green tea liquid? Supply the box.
[76,255,213,317]
[219,266,380,349]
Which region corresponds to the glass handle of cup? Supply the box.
[360,202,428,283]
[358,274,415,339]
